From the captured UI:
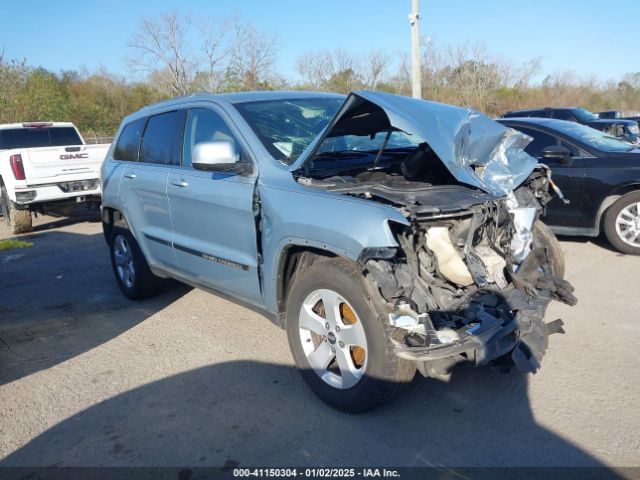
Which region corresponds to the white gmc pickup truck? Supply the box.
[0,122,109,233]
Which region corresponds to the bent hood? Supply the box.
[293,91,537,197]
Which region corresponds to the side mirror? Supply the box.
[192,141,251,174]
[542,145,572,164]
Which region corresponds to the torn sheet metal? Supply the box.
[297,91,539,197]
[509,207,537,264]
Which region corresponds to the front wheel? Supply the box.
[604,191,640,255]
[533,220,565,278]
[285,257,415,413]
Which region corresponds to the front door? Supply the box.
[167,107,262,305]
[517,126,587,228]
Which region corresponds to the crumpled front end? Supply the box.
[293,90,576,377]
[363,174,576,378]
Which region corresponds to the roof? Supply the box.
[497,117,567,127]
[137,90,345,113]
[498,116,637,128]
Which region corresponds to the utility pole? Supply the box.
[409,0,421,99]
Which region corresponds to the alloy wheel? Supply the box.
[298,289,368,389]
[615,202,640,248]
[113,234,135,288]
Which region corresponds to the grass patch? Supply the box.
[0,239,34,251]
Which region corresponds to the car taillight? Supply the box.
[10,154,26,180]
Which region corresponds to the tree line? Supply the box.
[1,11,639,140]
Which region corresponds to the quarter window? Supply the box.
[182,108,239,168]
[139,111,185,165]
[113,118,146,161]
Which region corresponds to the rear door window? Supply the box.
[139,111,186,165]
[113,118,147,161]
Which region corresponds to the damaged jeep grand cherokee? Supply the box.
[101,90,576,413]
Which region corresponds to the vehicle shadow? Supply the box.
[0,361,624,477]
[0,228,191,386]
[555,233,621,255]
[0,221,624,476]
[30,212,102,233]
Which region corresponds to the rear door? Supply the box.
[516,126,588,228]
[117,112,184,274]
[167,105,262,305]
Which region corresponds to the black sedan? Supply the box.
[498,117,640,255]
[500,107,640,144]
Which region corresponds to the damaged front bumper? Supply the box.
[390,287,568,377]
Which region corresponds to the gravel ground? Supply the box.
[0,213,638,473]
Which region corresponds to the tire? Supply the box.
[285,257,415,413]
[603,191,640,255]
[533,220,565,278]
[109,227,164,300]
[1,185,32,234]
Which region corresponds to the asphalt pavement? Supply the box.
[0,213,638,473]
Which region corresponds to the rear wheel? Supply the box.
[109,227,164,299]
[0,185,32,234]
[286,257,415,413]
[604,191,640,255]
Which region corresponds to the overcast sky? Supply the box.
[2,0,639,83]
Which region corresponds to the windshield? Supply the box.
[572,108,599,122]
[0,127,82,150]
[317,130,421,154]
[235,97,344,164]
[553,121,637,152]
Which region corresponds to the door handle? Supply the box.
[170,179,189,188]
[123,173,136,179]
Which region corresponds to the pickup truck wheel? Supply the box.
[109,227,164,300]
[1,186,32,234]
[286,257,415,413]
[604,192,640,255]
[533,220,565,278]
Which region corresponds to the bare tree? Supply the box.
[128,11,277,95]
[128,11,196,96]
[297,50,332,89]
[196,17,232,92]
[229,18,277,90]
[296,49,362,92]
[362,50,391,88]
[497,55,541,89]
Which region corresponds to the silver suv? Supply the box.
[101,91,576,412]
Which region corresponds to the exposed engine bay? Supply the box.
[294,92,577,378]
